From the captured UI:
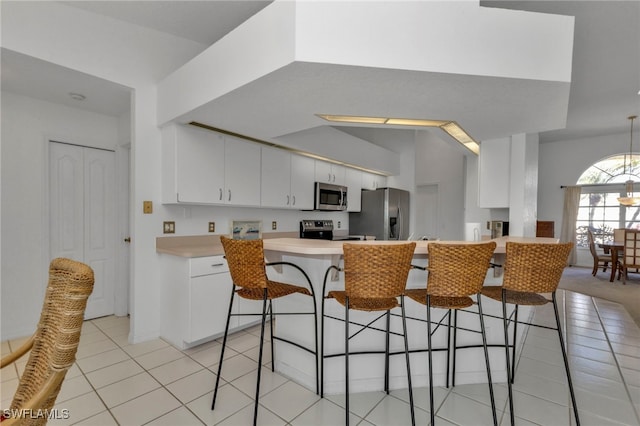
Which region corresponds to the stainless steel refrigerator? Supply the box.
[349,187,410,240]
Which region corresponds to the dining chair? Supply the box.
[587,229,613,276]
[481,242,577,426]
[622,229,640,284]
[405,241,498,426]
[1,258,94,426]
[321,242,416,426]
[211,236,319,426]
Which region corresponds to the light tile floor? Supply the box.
[2,289,639,425]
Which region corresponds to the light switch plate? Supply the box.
[208,222,215,232]
[272,221,277,230]
[143,201,153,214]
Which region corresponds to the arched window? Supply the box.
[575,154,640,247]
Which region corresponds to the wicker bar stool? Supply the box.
[1,258,94,426]
[321,242,416,426]
[212,236,319,426]
[405,242,498,426]
[481,242,577,426]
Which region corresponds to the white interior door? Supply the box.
[415,184,439,240]
[50,142,116,319]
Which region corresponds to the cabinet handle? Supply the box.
[332,174,336,182]
[286,195,290,205]
[210,263,224,267]
[328,173,331,181]
[228,189,231,201]
[292,195,296,206]
[219,188,223,200]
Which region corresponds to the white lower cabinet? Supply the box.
[160,254,259,349]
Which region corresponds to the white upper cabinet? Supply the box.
[345,168,362,212]
[224,135,261,206]
[261,147,314,209]
[261,146,291,208]
[290,155,315,209]
[162,124,225,204]
[162,124,260,206]
[361,171,387,191]
[315,161,345,185]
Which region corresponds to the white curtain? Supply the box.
[560,186,581,265]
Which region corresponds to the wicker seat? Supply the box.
[212,236,318,426]
[587,229,614,277]
[1,258,94,426]
[321,243,416,426]
[405,242,498,426]
[480,242,577,426]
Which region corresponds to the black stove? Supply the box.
[299,220,363,241]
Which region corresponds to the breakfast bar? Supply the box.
[261,236,557,394]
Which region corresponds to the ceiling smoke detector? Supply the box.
[69,92,86,101]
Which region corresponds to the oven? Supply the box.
[300,220,364,241]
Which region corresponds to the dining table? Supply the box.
[599,240,624,282]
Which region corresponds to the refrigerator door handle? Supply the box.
[397,207,403,240]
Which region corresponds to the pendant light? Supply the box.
[617,115,639,206]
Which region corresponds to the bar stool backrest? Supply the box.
[220,236,269,289]
[502,242,573,293]
[426,242,497,297]
[342,243,416,298]
[624,229,640,269]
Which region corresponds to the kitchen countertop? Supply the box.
[156,235,559,258]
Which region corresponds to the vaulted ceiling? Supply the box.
[2,1,638,148]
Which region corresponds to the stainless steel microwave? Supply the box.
[314,182,347,211]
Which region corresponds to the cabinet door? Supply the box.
[261,147,292,208]
[176,126,225,203]
[290,155,315,209]
[189,272,234,342]
[331,164,346,185]
[345,168,362,212]
[315,161,346,185]
[315,161,333,184]
[224,136,261,206]
[362,172,386,190]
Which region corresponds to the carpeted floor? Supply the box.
[559,265,640,327]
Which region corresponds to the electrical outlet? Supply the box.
[272,221,277,230]
[337,221,341,229]
[143,201,153,214]
[208,222,215,232]
[163,221,175,234]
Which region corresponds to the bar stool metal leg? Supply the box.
[400,295,416,426]
[477,295,497,426]
[253,289,269,426]
[385,311,391,394]
[552,292,580,426]
[426,295,435,426]
[212,287,236,410]
[345,296,350,426]
[502,290,515,426]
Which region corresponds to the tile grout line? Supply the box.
[588,295,640,425]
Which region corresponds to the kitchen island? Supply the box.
[260,236,556,394]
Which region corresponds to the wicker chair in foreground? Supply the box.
[321,242,417,426]
[212,236,318,426]
[481,242,577,426]
[405,242,498,426]
[1,258,94,426]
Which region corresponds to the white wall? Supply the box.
[1,1,206,342]
[538,131,629,265]
[415,130,466,240]
[0,92,120,339]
